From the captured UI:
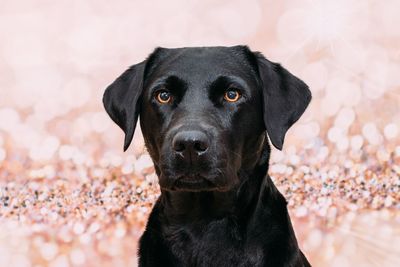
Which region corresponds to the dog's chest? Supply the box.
[164,218,264,267]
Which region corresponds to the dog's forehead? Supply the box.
[147,46,257,81]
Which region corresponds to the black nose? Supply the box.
[172,130,209,162]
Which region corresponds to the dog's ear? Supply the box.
[255,53,311,150]
[103,61,146,151]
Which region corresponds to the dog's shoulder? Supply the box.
[138,199,180,267]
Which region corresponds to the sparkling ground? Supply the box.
[1,144,399,267]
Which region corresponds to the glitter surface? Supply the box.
[0,0,399,266]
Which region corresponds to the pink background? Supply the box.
[0,0,399,266]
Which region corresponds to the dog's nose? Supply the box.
[172,130,209,162]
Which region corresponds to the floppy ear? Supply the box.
[103,61,146,151]
[255,53,311,150]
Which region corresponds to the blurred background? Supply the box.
[0,0,399,266]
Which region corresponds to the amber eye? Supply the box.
[224,89,241,102]
[156,90,171,104]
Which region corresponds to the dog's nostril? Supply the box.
[174,141,185,152]
[194,141,208,152]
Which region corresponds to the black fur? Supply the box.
[103,45,312,266]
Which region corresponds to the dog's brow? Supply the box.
[146,74,187,100]
[147,75,187,92]
[209,75,251,93]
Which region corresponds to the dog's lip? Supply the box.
[171,175,215,191]
[176,175,210,184]
[178,176,201,183]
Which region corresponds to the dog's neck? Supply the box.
[159,140,274,224]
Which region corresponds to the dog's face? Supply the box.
[140,47,266,191]
[103,46,311,192]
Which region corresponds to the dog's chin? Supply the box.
[159,173,231,192]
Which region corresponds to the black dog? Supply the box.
[103,46,312,267]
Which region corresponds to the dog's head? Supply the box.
[103,46,311,192]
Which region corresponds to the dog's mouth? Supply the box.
[174,175,214,191]
[158,159,236,192]
[159,173,217,192]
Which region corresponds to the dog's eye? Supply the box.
[224,89,241,102]
[156,90,172,104]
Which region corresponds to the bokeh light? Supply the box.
[0,0,399,267]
